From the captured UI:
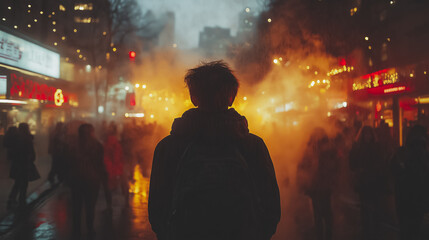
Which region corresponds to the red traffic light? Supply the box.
[126,92,136,108]
[129,51,136,59]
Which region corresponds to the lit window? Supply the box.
[74,3,93,11]
[74,17,98,23]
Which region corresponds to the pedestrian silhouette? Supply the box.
[48,122,67,186]
[391,125,429,240]
[349,126,383,240]
[103,122,128,212]
[148,61,281,240]
[6,123,40,210]
[298,127,338,240]
[67,123,107,239]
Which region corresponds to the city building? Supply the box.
[199,26,233,58]
[0,27,79,135]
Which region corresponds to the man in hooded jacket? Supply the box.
[148,61,281,240]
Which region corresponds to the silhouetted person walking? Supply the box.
[392,125,429,240]
[298,128,338,240]
[349,126,383,240]
[48,122,67,185]
[6,123,39,209]
[149,61,281,240]
[103,122,128,211]
[68,124,107,239]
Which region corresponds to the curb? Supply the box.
[0,181,58,237]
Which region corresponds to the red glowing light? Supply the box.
[339,58,347,66]
[129,51,136,59]
[376,102,382,112]
[126,92,136,108]
[361,69,389,80]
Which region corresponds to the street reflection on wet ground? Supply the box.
[0,177,156,240]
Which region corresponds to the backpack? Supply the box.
[168,140,261,240]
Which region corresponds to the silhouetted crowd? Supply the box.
[2,119,156,238]
[298,120,429,240]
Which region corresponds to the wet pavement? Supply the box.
[0,179,156,240]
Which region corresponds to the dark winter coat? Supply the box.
[67,138,106,188]
[148,108,281,240]
[9,133,37,180]
[349,142,383,194]
[3,127,19,162]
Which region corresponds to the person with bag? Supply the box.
[149,61,281,240]
[7,123,40,209]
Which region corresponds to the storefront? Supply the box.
[350,64,429,145]
[0,29,78,135]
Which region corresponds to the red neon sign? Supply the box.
[9,73,69,104]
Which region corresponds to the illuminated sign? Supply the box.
[0,75,6,98]
[9,73,70,106]
[0,30,60,78]
[54,89,65,106]
[353,68,399,91]
[384,86,406,94]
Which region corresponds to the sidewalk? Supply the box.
[0,183,157,240]
[0,134,53,220]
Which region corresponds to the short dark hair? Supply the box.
[185,61,239,110]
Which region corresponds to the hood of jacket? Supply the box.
[170,108,249,140]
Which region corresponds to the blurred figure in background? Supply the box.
[7,123,40,209]
[67,123,107,238]
[4,126,19,209]
[298,127,338,240]
[391,125,429,240]
[103,122,128,211]
[349,126,383,240]
[48,122,67,186]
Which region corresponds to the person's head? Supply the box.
[185,61,239,111]
[405,125,427,149]
[358,126,376,144]
[78,123,95,141]
[18,123,31,136]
